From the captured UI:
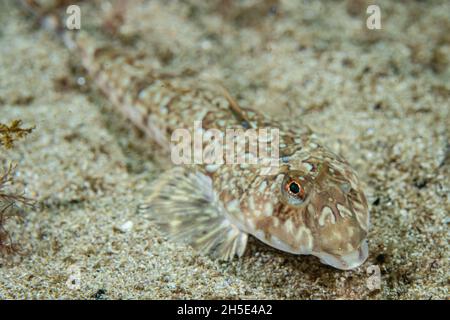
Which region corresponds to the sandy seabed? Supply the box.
[0,0,449,299]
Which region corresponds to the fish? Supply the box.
[20,0,370,270]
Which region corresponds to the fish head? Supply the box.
[250,145,369,270]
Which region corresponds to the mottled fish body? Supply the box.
[21,0,370,270]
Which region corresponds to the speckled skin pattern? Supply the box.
[79,32,369,269]
[23,0,369,270]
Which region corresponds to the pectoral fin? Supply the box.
[138,167,248,260]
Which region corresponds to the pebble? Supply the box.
[115,220,134,233]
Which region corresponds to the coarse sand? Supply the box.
[0,0,448,299]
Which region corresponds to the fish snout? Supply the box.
[311,202,369,270]
[315,239,369,270]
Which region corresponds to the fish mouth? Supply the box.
[314,239,369,270]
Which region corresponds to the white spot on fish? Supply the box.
[307,204,316,216]
[248,196,255,211]
[352,201,365,214]
[227,199,240,212]
[295,226,313,253]
[273,217,280,227]
[337,203,352,218]
[246,218,256,230]
[270,174,284,190]
[284,218,294,234]
[319,206,336,226]
[355,209,369,232]
[258,181,267,193]
[260,166,279,176]
[264,203,273,216]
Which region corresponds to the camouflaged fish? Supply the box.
[22,0,369,270]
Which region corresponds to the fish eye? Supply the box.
[282,176,307,205]
[288,181,301,195]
